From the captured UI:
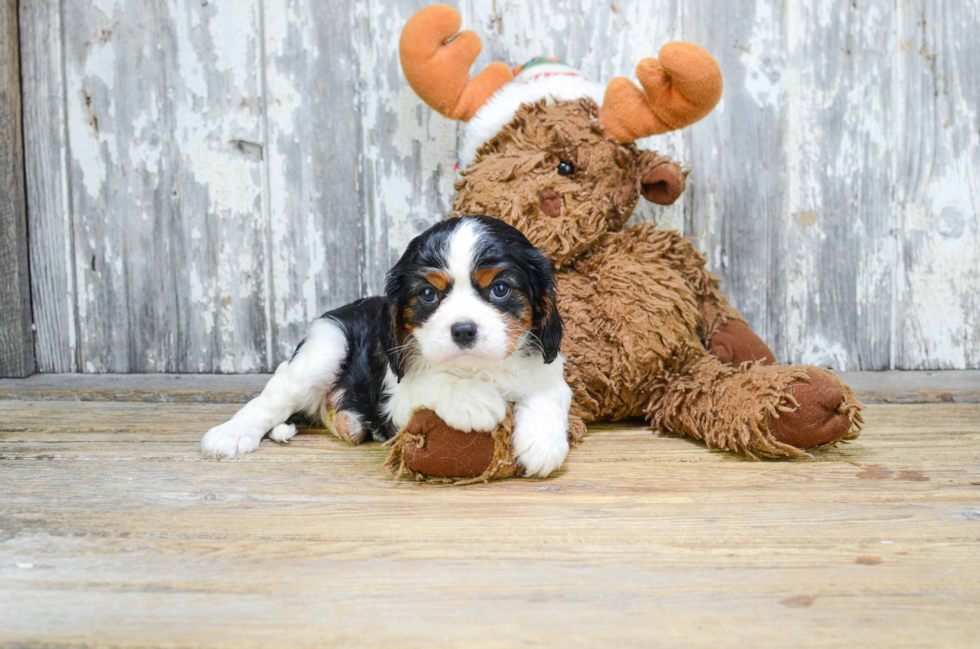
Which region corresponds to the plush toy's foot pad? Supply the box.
[708,320,776,366]
[385,409,521,483]
[769,372,854,449]
[401,410,495,478]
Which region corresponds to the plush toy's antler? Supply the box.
[599,42,723,142]
[399,4,513,121]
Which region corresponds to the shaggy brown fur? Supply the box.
[449,98,863,459]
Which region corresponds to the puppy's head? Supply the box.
[382,215,562,379]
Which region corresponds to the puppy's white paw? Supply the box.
[269,423,298,444]
[201,419,267,459]
[512,411,570,478]
[433,379,507,432]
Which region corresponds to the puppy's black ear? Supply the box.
[381,250,415,381]
[379,303,405,381]
[535,292,563,364]
[527,249,563,364]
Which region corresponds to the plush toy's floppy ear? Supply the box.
[599,42,723,143]
[399,4,513,121]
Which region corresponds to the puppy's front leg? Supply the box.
[512,373,573,478]
[430,378,508,433]
[201,318,347,459]
[387,374,507,433]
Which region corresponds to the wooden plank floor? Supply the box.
[1,394,979,646]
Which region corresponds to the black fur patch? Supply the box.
[318,297,396,442]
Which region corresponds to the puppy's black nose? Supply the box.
[450,321,478,348]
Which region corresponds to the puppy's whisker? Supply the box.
[505,324,543,355]
[387,339,420,354]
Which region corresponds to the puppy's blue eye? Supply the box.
[557,161,575,176]
[490,283,511,300]
[419,287,438,304]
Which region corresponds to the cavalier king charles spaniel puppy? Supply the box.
[201,215,572,477]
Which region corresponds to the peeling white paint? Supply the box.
[800,333,850,371]
[900,162,979,368]
[66,38,117,200]
[742,2,786,109]
[23,0,980,372]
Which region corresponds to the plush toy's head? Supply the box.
[400,4,723,266]
[451,98,685,267]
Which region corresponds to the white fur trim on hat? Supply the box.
[458,73,605,170]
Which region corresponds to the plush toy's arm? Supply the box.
[697,278,775,366]
[695,268,748,343]
[615,223,774,366]
[660,231,774,365]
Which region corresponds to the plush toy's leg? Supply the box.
[644,355,863,458]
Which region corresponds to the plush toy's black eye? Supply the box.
[557,161,575,176]
[419,287,439,304]
[490,283,511,300]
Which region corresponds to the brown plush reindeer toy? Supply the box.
[386,5,863,483]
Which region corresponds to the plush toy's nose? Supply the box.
[538,191,563,217]
[640,166,685,205]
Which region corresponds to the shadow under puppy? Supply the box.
[201,215,573,478]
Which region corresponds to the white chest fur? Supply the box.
[383,352,567,432]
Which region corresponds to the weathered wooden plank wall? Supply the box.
[1,0,36,377]
[896,0,980,369]
[18,0,73,373]
[18,0,980,373]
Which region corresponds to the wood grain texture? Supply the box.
[18,0,76,373]
[838,369,980,405]
[17,0,980,371]
[0,372,270,403]
[1,399,978,646]
[353,0,458,301]
[61,0,269,372]
[895,0,980,369]
[263,1,366,360]
[0,0,35,378]
[774,0,896,371]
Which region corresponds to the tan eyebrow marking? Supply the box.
[421,270,450,292]
[472,266,505,289]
